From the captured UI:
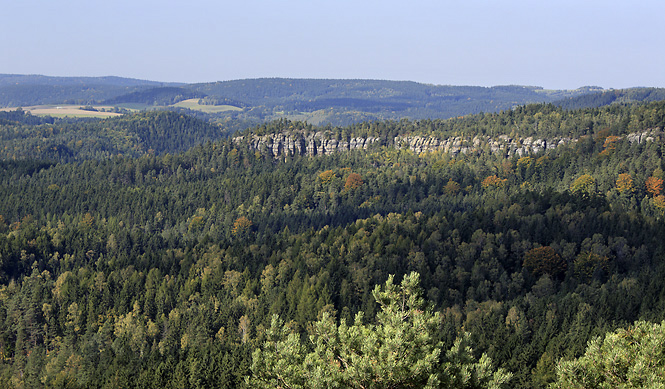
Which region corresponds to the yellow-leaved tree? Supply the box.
[570,174,595,198]
[615,173,634,195]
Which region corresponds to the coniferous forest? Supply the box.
[1,100,665,387]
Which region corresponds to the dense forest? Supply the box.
[1,100,665,387]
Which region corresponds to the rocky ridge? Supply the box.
[233,128,664,158]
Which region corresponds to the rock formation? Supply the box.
[233,128,663,159]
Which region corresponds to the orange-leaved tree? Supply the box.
[600,135,621,156]
[232,216,253,238]
[344,173,363,191]
[481,175,507,189]
[646,176,663,197]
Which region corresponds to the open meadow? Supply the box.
[0,105,123,118]
[172,98,243,113]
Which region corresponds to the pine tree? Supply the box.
[247,273,512,388]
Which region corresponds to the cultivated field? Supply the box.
[1,100,244,118]
[0,105,123,118]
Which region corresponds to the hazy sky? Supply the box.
[2,0,664,89]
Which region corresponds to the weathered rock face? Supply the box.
[625,129,665,143]
[234,128,663,158]
[234,132,380,158]
[393,135,572,156]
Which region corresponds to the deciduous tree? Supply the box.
[481,175,507,189]
[615,173,634,195]
[344,173,363,191]
[646,176,663,197]
[523,246,567,279]
[570,174,595,198]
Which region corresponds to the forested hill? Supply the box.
[5,74,663,127]
[0,74,179,107]
[186,79,601,125]
[555,87,665,110]
[103,87,205,106]
[0,110,230,161]
[4,101,665,163]
[0,74,602,126]
[1,100,665,387]
[232,101,665,159]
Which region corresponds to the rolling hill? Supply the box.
[0,75,602,126]
[3,75,665,129]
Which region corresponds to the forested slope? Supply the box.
[0,110,230,161]
[0,101,664,387]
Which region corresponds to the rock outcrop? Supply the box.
[234,128,663,159]
[625,129,664,143]
[392,135,572,157]
[234,132,380,157]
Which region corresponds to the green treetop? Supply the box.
[247,272,512,388]
[552,320,665,388]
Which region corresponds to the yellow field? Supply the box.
[0,105,123,118]
[1,100,244,118]
[172,99,243,113]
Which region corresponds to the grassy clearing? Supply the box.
[172,99,243,113]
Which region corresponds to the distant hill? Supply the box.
[191,78,587,107]
[0,74,181,106]
[0,74,171,87]
[187,79,597,123]
[554,87,665,110]
[103,87,205,106]
[2,74,665,127]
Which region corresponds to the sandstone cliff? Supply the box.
[233,128,663,158]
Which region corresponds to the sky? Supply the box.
[1,0,664,90]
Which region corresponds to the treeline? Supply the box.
[0,102,664,387]
[237,100,665,141]
[0,109,56,126]
[104,87,204,106]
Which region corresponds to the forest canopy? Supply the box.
[0,100,664,387]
